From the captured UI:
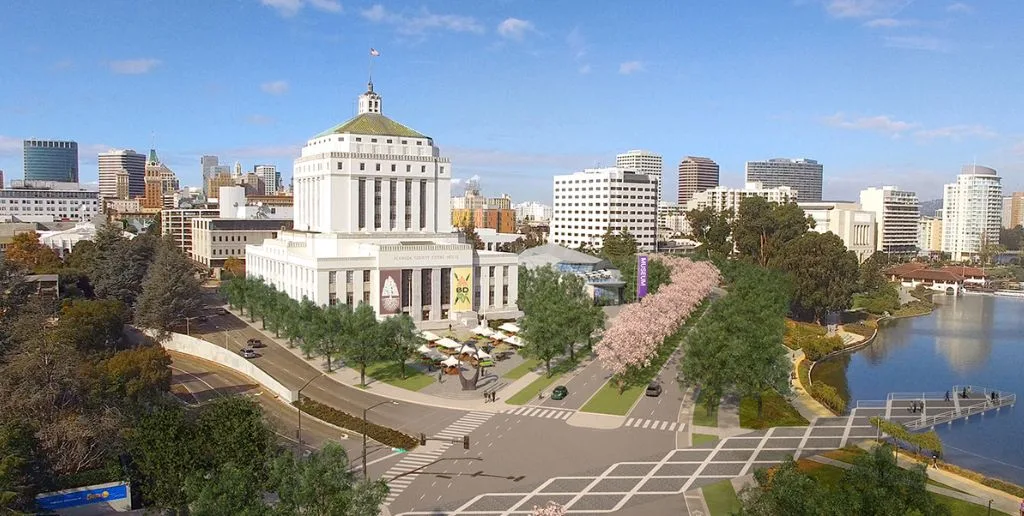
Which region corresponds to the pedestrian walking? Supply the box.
[932,453,938,468]
[483,392,489,403]
[945,391,951,402]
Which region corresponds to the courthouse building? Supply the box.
[245,82,520,327]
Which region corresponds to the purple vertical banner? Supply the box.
[637,255,649,299]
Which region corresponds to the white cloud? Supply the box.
[51,59,74,71]
[824,0,913,19]
[497,18,535,41]
[864,17,917,28]
[883,35,948,52]
[0,135,21,157]
[246,114,275,125]
[360,4,484,36]
[946,2,972,14]
[578,64,592,74]
[108,58,161,75]
[260,0,341,17]
[260,80,289,95]
[914,124,997,141]
[566,27,590,73]
[618,61,645,75]
[824,112,917,136]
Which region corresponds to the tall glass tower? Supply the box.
[23,139,79,182]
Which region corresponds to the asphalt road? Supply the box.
[169,352,405,473]
[187,307,464,440]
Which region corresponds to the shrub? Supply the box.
[294,397,418,451]
[811,383,845,414]
[853,283,900,315]
[797,334,846,361]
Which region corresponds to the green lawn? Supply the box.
[739,390,809,429]
[364,362,435,391]
[693,390,719,427]
[822,448,968,494]
[579,382,646,415]
[505,370,567,405]
[503,358,540,380]
[692,433,719,446]
[702,479,741,516]
[931,492,995,516]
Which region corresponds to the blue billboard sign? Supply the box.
[36,482,129,511]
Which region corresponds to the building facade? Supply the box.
[677,156,719,206]
[191,218,293,275]
[452,207,516,234]
[0,181,99,222]
[161,206,220,255]
[745,158,823,202]
[255,165,280,195]
[1006,192,1024,229]
[513,201,552,222]
[616,150,663,202]
[657,201,690,237]
[23,139,79,183]
[685,182,798,214]
[859,186,920,257]
[201,155,219,197]
[551,167,658,251]
[942,165,1003,261]
[798,201,876,262]
[98,149,146,199]
[245,82,520,326]
[918,216,943,254]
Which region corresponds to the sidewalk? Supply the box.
[788,349,834,422]
[224,306,539,413]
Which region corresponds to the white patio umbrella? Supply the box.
[420,331,441,342]
[505,335,525,347]
[436,337,461,349]
[490,331,509,341]
[475,349,491,359]
[416,344,433,355]
[441,356,461,367]
[472,325,494,337]
[498,322,520,334]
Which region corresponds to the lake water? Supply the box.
[812,294,1024,485]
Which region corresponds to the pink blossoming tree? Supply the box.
[532,501,567,516]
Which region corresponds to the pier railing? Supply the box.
[905,393,1016,431]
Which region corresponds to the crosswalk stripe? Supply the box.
[669,422,677,431]
[632,419,642,427]
[538,409,551,418]
[642,420,652,429]
[626,417,635,426]
[659,421,668,430]
[526,408,540,416]
[561,411,572,420]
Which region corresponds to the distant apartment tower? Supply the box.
[513,201,552,222]
[201,155,219,197]
[859,186,920,257]
[685,182,798,214]
[0,170,4,189]
[254,165,280,195]
[616,150,663,202]
[745,158,823,202]
[677,156,719,206]
[23,139,79,183]
[918,216,943,253]
[98,149,146,199]
[1005,192,1024,229]
[942,165,1003,261]
[551,167,658,251]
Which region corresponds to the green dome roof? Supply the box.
[315,113,427,139]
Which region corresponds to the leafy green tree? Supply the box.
[0,421,48,513]
[841,444,949,516]
[341,304,382,386]
[459,218,485,250]
[732,196,813,267]
[610,254,671,302]
[0,259,32,353]
[600,228,639,261]
[383,313,424,379]
[56,298,127,354]
[89,225,155,307]
[186,463,269,516]
[64,239,99,272]
[518,265,580,373]
[685,206,733,258]
[135,238,204,334]
[569,298,605,359]
[738,459,843,516]
[679,305,734,415]
[221,276,247,314]
[858,251,889,293]
[195,397,274,479]
[999,226,1023,251]
[128,405,201,512]
[772,232,860,322]
[302,303,344,372]
[87,345,171,409]
[4,231,62,273]
[268,442,388,516]
[853,282,900,315]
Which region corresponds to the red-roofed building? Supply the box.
[886,264,963,295]
[940,266,988,286]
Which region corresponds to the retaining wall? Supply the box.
[145,329,298,403]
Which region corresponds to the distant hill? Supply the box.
[919,199,942,217]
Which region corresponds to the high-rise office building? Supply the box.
[23,139,79,183]
[201,155,219,197]
[1005,192,1024,229]
[551,167,658,251]
[942,165,1003,261]
[677,156,719,206]
[98,149,146,199]
[142,149,177,209]
[616,150,663,202]
[859,186,920,257]
[745,158,823,202]
[255,165,280,194]
[0,170,4,189]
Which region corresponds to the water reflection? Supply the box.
[932,295,994,373]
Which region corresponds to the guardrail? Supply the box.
[905,394,1016,431]
[887,392,946,401]
[856,400,887,409]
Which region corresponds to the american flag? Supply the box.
[370,48,380,57]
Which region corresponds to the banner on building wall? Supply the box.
[637,255,649,299]
[379,269,402,315]
[451,267,473,312]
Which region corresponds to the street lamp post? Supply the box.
[363,400,399,480]
[183,316,198,336]
[296,374,324,454]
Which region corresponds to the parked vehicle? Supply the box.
[247,338,265,348]
[214,307,229,316]
[645,382,663,397]
[551,385,569,400]
[240,347,258,359]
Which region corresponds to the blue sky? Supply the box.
[1,0,1022,203]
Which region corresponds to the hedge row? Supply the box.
[294,397,419,451]
[811,383,846,414]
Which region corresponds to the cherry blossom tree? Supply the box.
[594,257,719,392]
[532,501,567,516]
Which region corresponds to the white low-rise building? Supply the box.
[798,201,876,262]
[0,181,99,223]
[38,221,134,256]
[684,181,798,214]
[550,167,658,251]
[658,201,690,237]
[245,81,520,327]
[513,201,553,223]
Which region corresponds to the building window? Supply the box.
[363,270,370,282]
[406,165,411,172]
[374,179,382,229]
[421,269,432,306]
[421,165,426,173]
[375,163,381,172]
[337,162,343,170]
[359,162,365,171]
[357,179,366,228]
[440,268,451,306]
[419,180,427,229]
[329,271,336,284]
[389,179,397,229]
[440,166,445,174]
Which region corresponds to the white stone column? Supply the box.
[368,268,380,315]
[352,269,364,305]
[381,178,392,231]
[395,179,406,231]
[494,265,505,308]
[411,268,423,321]
[430,268,442,321]
[425,179,436,232]
[411,179,423,231]
[478,266,490,312]
[335,271,348,306]
[363,180,373,231]
[507,264,518,309]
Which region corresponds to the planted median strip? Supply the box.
[506,370,566,405]
[294,396,419,451]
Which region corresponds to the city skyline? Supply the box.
[2,1,1024,203]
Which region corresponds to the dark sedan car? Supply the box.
[551,385,569,400]
[645,382,663,397]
